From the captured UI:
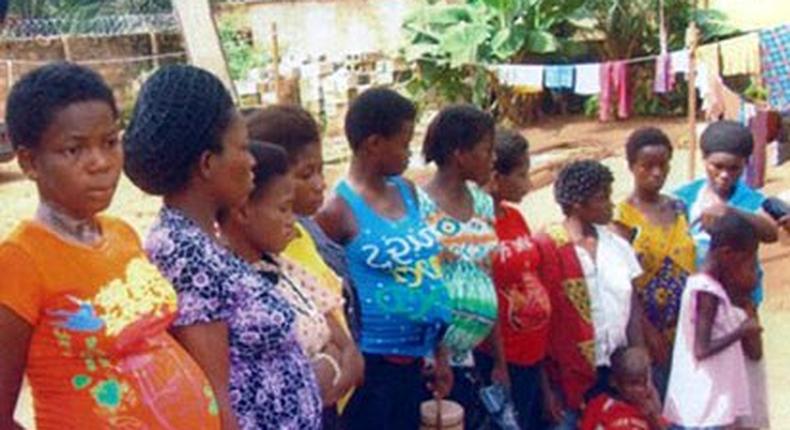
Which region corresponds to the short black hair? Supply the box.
[708,211,759,253]
[610,346,649,379]
[494,127,529,175]
[554,159,614,215]
[423,104,495,166]
[625,127,673,164]
[249,140,290,201]
[5,62,117,150]
[123,65,235,196]
[344,87,416,151]
[701,120,754,159]
[245,105,320,164]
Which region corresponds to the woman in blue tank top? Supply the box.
[316,88,452,430]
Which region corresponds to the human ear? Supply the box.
[16,148,39,181]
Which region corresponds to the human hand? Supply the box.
[779,214,790,233]
[490,361,511,389]
[542,387,565,424]
[700,203,731,230]
[425,351,454,398]
[738,317,763,338]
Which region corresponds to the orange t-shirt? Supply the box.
[0,217,220,430]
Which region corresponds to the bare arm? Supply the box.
[326,314,364,388]
[482,321,510,387]
[735,298,763,361]
[171,323,239,430]
[627,286,645,348]
[0,306,31,430]
[314,195,356,246]
[693,291,760,360]
[740,208,779,243]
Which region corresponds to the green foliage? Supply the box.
[401,0,586,109]
[217,13,268,81]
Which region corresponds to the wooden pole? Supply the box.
[271,22,282,103]
[61,35,72,62]
[149,31,160,69]
[685,19,700,180]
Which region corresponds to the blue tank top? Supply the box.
[336,176,452,357]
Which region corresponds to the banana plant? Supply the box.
[401,0,586,109]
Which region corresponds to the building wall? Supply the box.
[222,0,420,60]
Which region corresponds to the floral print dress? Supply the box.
[145,207,322,430]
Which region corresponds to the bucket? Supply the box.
[419,399,464,430]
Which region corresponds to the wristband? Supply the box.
[313,352,342,386]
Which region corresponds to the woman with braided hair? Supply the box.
[533,160,646,429]
[124,65,322,430]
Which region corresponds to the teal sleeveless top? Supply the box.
[336,176,452,357]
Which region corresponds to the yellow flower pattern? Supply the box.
[93,258,177,337]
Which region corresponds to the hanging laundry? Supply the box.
[494,65,544,92]
[574,63,601,95]
[697,43,721,79]
[671,49,690,74]
[599,61,630,122]
[720,33,761,76]
[654,53,675,93]
[544,65,574,90]
[759,24,790,112]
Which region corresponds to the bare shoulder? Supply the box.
[314,193,357,245]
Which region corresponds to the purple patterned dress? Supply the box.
[145,207,322,430]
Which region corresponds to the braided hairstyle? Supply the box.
[554,159,614,215]
[123,65,235,195]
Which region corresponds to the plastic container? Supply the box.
[420,399,464,430]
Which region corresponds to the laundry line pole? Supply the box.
[685,10,700,181]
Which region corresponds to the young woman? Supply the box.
[316,88,453,430]
[481,127,554,428]
[613,127,696,398]
[0,63,220,429]
[418,105,505,428]
[217,142,362,426]
[123,65,321,429]
[534,160,645,429]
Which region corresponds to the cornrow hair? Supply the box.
[554,159,614,213]
[123,64,235,196]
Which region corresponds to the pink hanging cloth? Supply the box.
[599,61,630,122]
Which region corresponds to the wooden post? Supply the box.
[149,31,160,68]
[61,35,72,62]
[271,22,282,103]
[685,20,700,180]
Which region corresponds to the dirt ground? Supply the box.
[2,116,789,427]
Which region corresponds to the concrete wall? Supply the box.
[222,0,420,60]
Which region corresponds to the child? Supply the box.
[0,63,220,429]
[315,88,453,430]
[479,127,554,428]
[217,142,363,427]
[124,65,321,429]
[664,212,763,429]
[581,347,666,430]
[613,127,696,398]
[533,160,645,429]
[418,104,505,429]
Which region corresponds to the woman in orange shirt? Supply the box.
[0,63,220,430]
